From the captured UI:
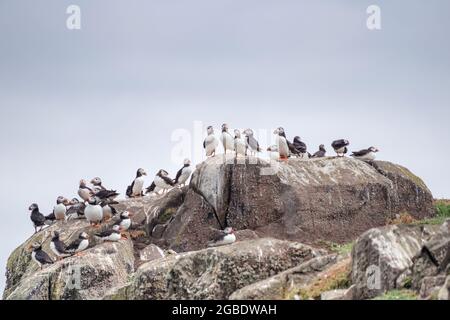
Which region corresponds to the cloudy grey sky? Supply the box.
[1,0,449,294]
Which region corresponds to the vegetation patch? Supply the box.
[414,200,450,226]
[372,289,417,300]
[290,258,351,300]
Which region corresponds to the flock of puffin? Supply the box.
[27,124,379,269]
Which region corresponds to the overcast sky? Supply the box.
[1,0,449,294]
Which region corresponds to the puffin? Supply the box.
[146,169,175,194]
[29,243,53,269]
[78,179,94,202]
[95,224,121,242]
[29,203,54,233]
[65,232,89,256]
[174,159,192,187]
[29,203,46,233]
[50,231,68,260]
[234,129,246,157]
[126,168,147,198]
[221,123,235,154]
[84,197,103,227]
[207,227,236,247]
[65,198,85,220]
[351,147,379,161]
[204,126,219,157]
[101,199,119,221]
[267,145,280,161]
[91,177,119,200]
[312,144,326,158]
[293,136,309,159]
[331,139,350,157]
[243,129,261,156]
[273,127,290,160]
[118,211,133,232]
[53,196,67,221]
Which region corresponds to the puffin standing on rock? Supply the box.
[146,170,175,194]
[84,197,103,227]
[273,127,289,160]
[126,168,147,198]
[221,123,235,155]
[91,177,119,200]
[174,159,192,187]
[234,129,247,157]
[351,147,379,161]
[243,129,261,157]
[78,180,93,202]
[65,198,85,220]
[331,139,350,157]
[29,243,53,269]
[312,144,326,158]
[204,126,219,157]
[53,196,68,221]
[29,203,54,233]
[293,136,309,159]
[207,227,236,247]
[65,232,89,256]
[95,225,122,242]
[50,231,69,260]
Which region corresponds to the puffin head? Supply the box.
[69,198,80,205]
[294,136,301,142]
[52,231,60,239]
[158,169,169,177]
[28,203,38,211]
[137,168,147,177]
[267,145,278,152]
[224,227,234,234]
[112,225,121,232]
[87,197,99,205]
[56,196,66,205]
[369,146,379,152]
[221,123,229,132]
[183,159,191,166]
[319,144,325,150]
[243,128,253,136]
[79,232,89,240]
[79,179,87,188]
[90,177,102,186]
[29,242,41,252]
[234,129,241,138]
[207,126,214,135]
[120,211,132,219]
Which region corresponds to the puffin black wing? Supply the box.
[95,229,114,238]
[45,212,56,221]
[36,250,53,265]
[65,238,82,252]
[95,189,119,200]
[351,149,370,157]
[174,167,184,184]
[161,175,175,186]
[54,239,66,254]
[146,182,156,193]
[126,181,135,197]
[293,140,307,153]
[209,230,226,243]
[31,211,46,226]
[332,139,349,149]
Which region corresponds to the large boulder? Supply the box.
[410,219,450,299]
[351,224,439,300]
[3,219,135,300]
[111,238,323,300]
[161,156,434,252]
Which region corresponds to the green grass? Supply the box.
[414,201,450,226]
[327,242,354,255]
[372,290,418,300]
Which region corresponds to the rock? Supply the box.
[351,224,439,300]
[321,287,354,300]
[161,157,434,252]
[234,229,259,241]
[119,238,323,300]
[139,244,165,262]
[229,254,338,300]
[438,276,450,300]
[4,240,134,300]
[410,219,450,298]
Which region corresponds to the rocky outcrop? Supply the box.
[119,238,323,300]
[410,219,450,299]
[228,254,338,300]
[160,157,434,252]
[351,224,440,299]
[3,156,437,300]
